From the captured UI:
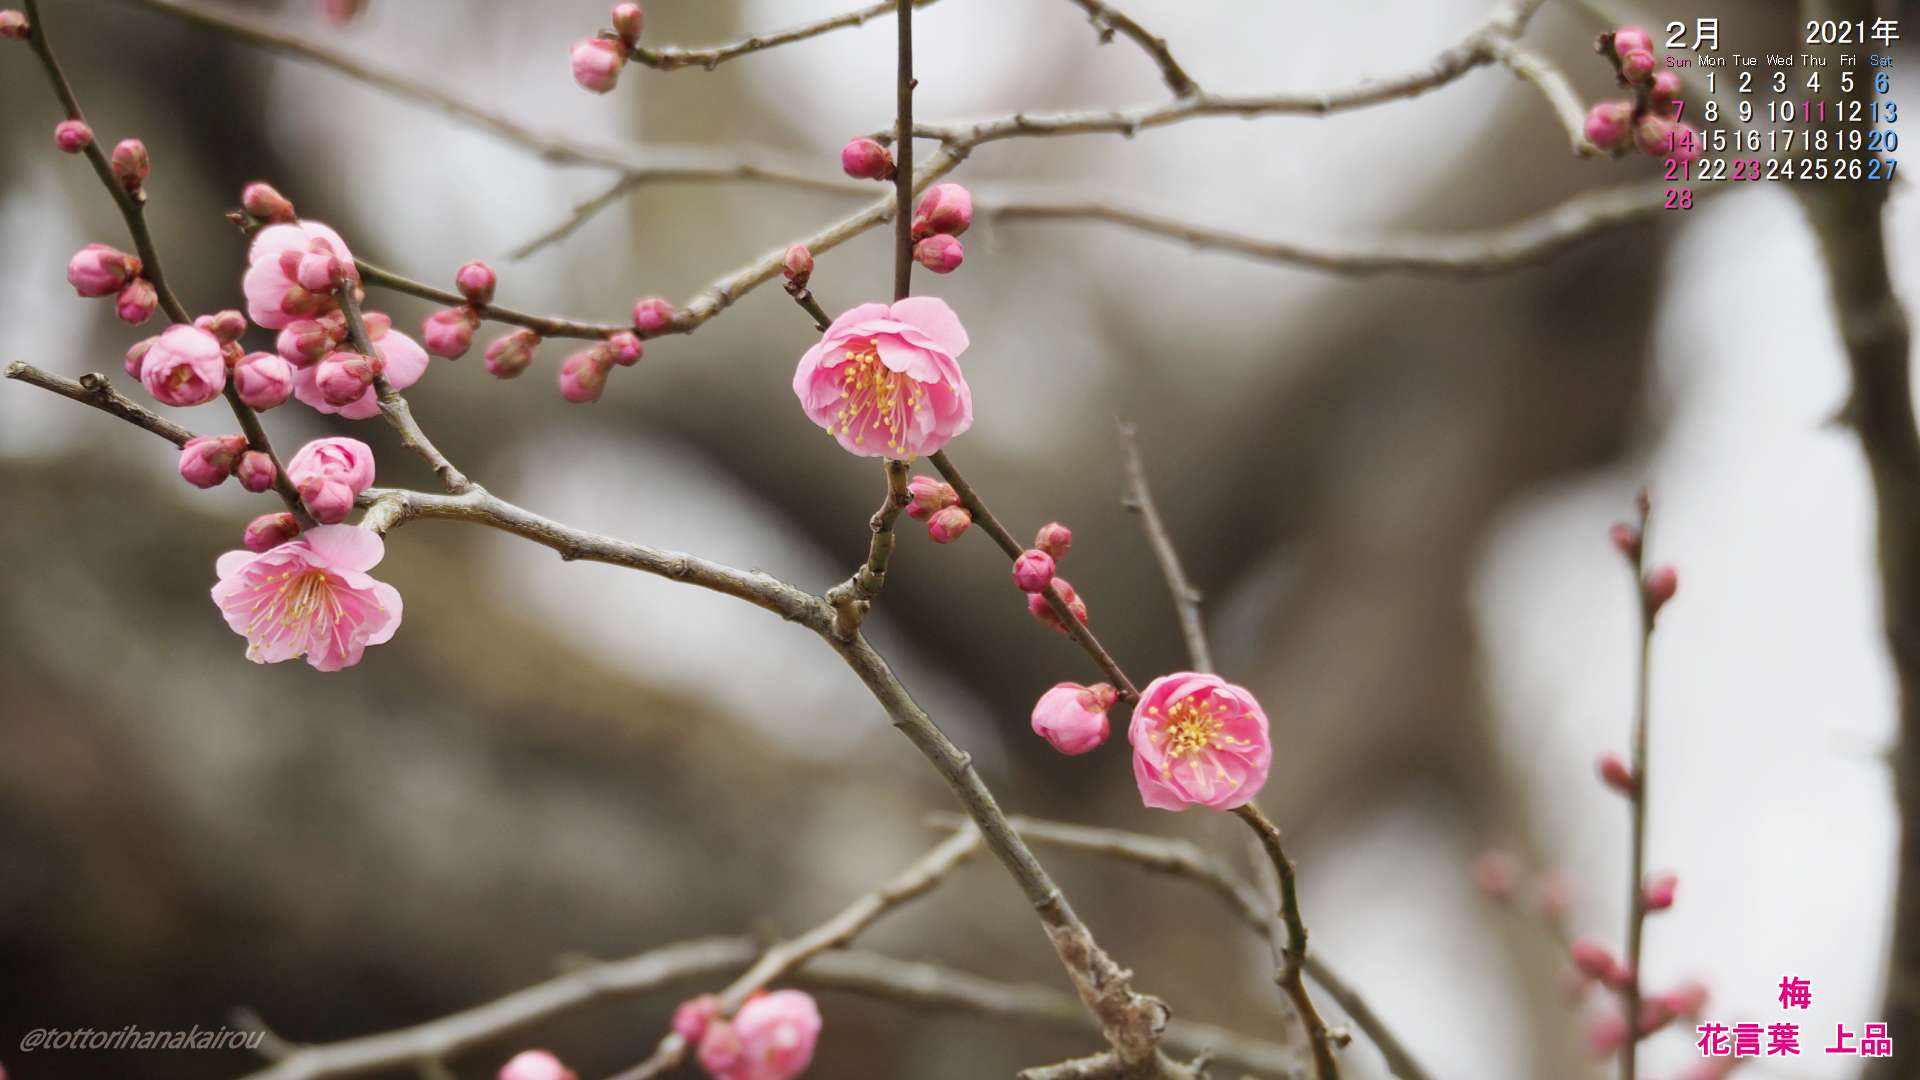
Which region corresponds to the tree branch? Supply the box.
[1485,37,1597,156]
[623,0,942,72]
[1058,0,1198,99]
[333,277,472,494]
[4,363,194,447]
[1236,805,1339,1079]
[352,259,627,341]
[825,459,913,640]
[1118,423,1212,673]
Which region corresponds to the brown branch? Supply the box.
[352,260,627,342]
[1617,495,1655,1080]
[1485,38,1597,156]
[5,363,194,447]
[1059,0,1198,98]
[333,278,471,494]
[1118,422,1212,673]
[625,0,941,72]
[825,459,913,640]
[892,0,916,302]
[1234,806,1338,1079]
[614,825,983,1080]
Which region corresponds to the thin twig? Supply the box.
[1059,0,1198,98]
[4,363,194,446]
[892,0,916,302]
[1118,422,1212,673]
[825,460,913,640]
[352,259,627,341]
[332,277,471,494]
[1236,804,1339,1080]
[624,0,941,72]
[613,825,983,1080]
[1619,492,1654,1080]
[1485,38,1597,156]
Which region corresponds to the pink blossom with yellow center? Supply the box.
[211,525,402,671]
[792,298,971,458]
[1127,672,1272,811]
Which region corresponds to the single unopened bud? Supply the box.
[422,307,479,359]
[1632,113,1676,157]
[1657,979,1710,1020]
[1034,521,1072,560]
[243,512,301,553]
[1027,577,1089,633]
[294,251,340,293]
[1471,849,1522,901]
[124,335,158,378]
[497,1050,577,1080]
[1584,1012,1628,1059]
[323,0,367,26]
[558,346,615,403]
[671,995,719,1045]
[695,1021,745,1080]
[571,37,624,94]
[631,296,674,334]
[911,183,972,240]
[455,260,496,305]
[297,475,357,525]
[1596,753,1635,795]
[234,450,278,493]
[1584,101,1634,152]
[839,137,894,181]
[927,505,973,544]
[1610,25,1654,59]
[67,243,141,297]
[1648,72,1682,115]
[0,9,29,39]
[115,277,157,325]
[1642,564,1678,617]
[199,309,249,345]
[1608,520,1641,560]
[611,2,644,46]
[1013,549,1056,593]
[241,181,296,224]
[485,328,540,379]
[1030,681,1115,755]
[783,244,813,287]
[1619,49,1656,83]
[277,318,339,366]
[1643,870,1678,911]
[1535,870,1573,922]
[607,330,643,367]
[178,434,248,489]
[314,350,381,406]
[1570,938,1622,984]
[110,138,149,192]
[906,475,958,520]
[233,351,295,409]
[54,119,92,154]
[913,233,964,274]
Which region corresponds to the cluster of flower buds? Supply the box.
[905,475,970,543]
[909,183,971,275]
[1584,25,1699,164]
[1017,521,1085,633]
[674,989,821,1080]
[420,260,497,359]
[569,4,643,94]
[286,437,376,523]
[66,243,158,326]
[557,331,643,403]
[177,435,251,489]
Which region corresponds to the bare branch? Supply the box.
[1118,423,1212,673]
[1058,0,1198,98]
[1236,805,1339,1079]
[5,363,194,447]
[825,459,913,640]
[625,0,942,72]
[333,277,472,494]
[352,260,628,342]
[1486,38,1599,156]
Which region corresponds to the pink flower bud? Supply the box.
[1584,1011,1627,1058]
[109,138,149,192]
[911,183,972,240]
[558,346,615,403]
[455,260,497,305]
[124,335,158,378]
[695,1020,745,1078]
[497,1050,577,1080]
[840,137,895,181]
[1596,752,1635,795]
[0,9,28,39]
[422,307,479,359]
[611,2,644,46]
[1657,979,1710,1020]
[631,296,674,334]
[233,351,295,409]
[1570,938,1622,984]
[1610,25,1654,58]
[178,434,248,489]
[672,994,719,1044]
[724,990,819,1080]
[54,119,92,154]
[571,37,624,94]
[199,309,248,344]
[1034,521,1072,560]
[607,330,643,367]
[1471,849,1522,901]
[1619,49,1655,83]
[485,328,540,379]
[234,450,278,493]
[783,243,813,287]
[1642,564,1678,616]
[913,233,964,274]
[297,477,357,524]
[1633,114,1679,157]
[1584,101,1633,152]
[1030,681,1114,755]
[243,512,301,553]
[1643,870,1678,911]
[906,476,958,520]
[142,324,227,406]
[314,351,380,406]
[1013,548,1055,593]
[1649,72,1683,115]
[926,505,973,544]
[1608,521,1641,559]
[323,0,367,26]
[1027,577,1089,633]
[67,243,141,297]
[293,251,339,293]
[1535,870,1573,922]
[115,277,157,325]
[288,436,375,523]
[278,316,342,367]
[241,181,296,224]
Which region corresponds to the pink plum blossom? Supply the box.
[839,137,893,181]
[422,307,479,359]
[287,436,376,524]
[913,234,963,274]
[498,1050,576,1080]
[277,312,346,367]
[1644,870,1678,910]
[1649,72,1682,115]
[455,260,496,305]
[241,182,296,224]
[178,435,247,488]
[905,476,956,520]
[697,990,820,1080]
[311,351,380,408]
[485,329,540,379]
[141,324,227,406]
[1026,577,1088,634]
[211,524,402,671]
[1012,549,1055,593]
[1584,102,1632,151]
[1619,49,1655,83]
[233,351,295,409]
[571,37,624,93]
[234,450,278,493]
[791,297,972,457]
[926,506,971,544]
[1643,564,1679,615]
[1127,672,1272,811]
[558,346,615,403]
[1611,25,1653,56]
[124,336,157,378]
[783,244,813,286]
[67,243,141,297]
[243,220,357,330]
[293,320,428,419]
[115,278,157,324]
[910,183,972,240]
[611,3,644,45]
[1034,521,1072,560]
[631,296,674,334]
[244,513,301,553]
[54,119,91,153]
[110,138,148,192]
[674,995,720,1044]
[1596,753,1634,795]
[1571,938,1623,984]
[1031,682,1115,755]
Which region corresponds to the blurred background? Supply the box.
[1,0,1912,1076]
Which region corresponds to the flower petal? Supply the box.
[888,296,969,356]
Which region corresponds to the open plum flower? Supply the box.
[243,220,360,330]
[1127,672,1273,811]
[791,297,972,458]
[210,525,402,672]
